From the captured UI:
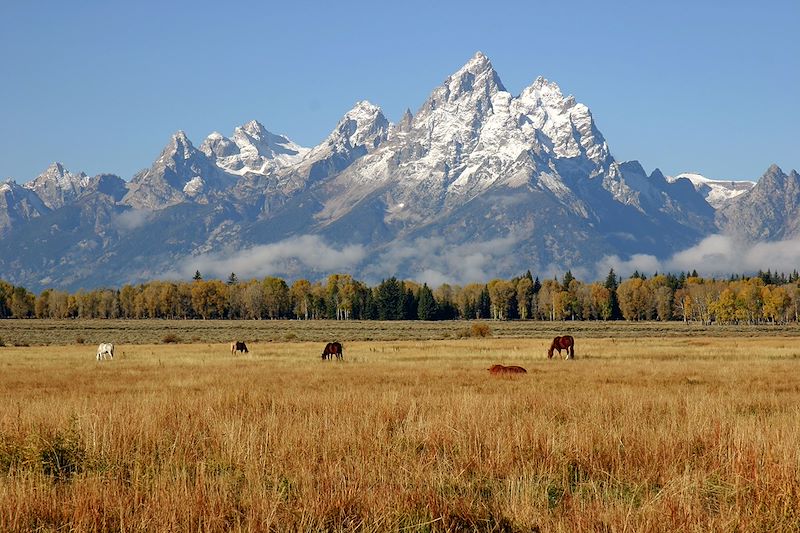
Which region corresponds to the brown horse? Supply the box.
[547,335,574,359]
[487,364,527,374]
[231,341,249,354]
[321,342,343,361]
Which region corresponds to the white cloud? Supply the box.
[597,234,800,279]
[115,209,152,231]
[170,235,367,280]
[368,234,521,285]
[595,253,663,278]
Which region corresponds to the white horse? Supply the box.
[96,342,115,361]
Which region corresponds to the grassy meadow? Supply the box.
[1,321,800,531]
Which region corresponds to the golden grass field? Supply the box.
[1,321,800,531]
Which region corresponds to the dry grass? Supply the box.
[1,319,800,346]
[1,331,800,531]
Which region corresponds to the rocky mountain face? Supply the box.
[716,165,800,241]
[0,52,794,291]
[0,180,50,235]
[23,162,90,210]
[123,131,238,210]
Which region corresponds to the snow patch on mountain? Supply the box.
[183,176,205,196]
[668,172,755,208]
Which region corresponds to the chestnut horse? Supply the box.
[547,335,574,359]
[487,364,527,374]
[321,342,343,361]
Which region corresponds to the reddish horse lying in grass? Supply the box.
[548,335,574,359]
[321,342,343,361]
[487,364,527,374]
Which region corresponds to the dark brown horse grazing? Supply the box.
[231,341,249,354]
[547,335,574,359]
[487,364,527,374]
[321,342,343,361]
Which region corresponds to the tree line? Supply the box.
[1,268,800,324]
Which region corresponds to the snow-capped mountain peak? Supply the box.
[516,76,608,164]
[328,100,389,150]
[206,120,309,176]
[287,100,391,185]
[419,52,505,117]
[167,131,194,159]
[232,120,307,159]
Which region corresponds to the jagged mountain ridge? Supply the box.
[0,52,793,291]
[716,165,800,241]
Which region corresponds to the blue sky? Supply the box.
[1,0,797,183]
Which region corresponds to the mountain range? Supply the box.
[1,52,797,291]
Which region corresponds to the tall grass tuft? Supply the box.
[161,333,181,344]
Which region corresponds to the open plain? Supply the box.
[1,320,799,531]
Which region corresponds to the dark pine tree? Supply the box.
[464,298,476,320]
[562,270,575,291]
[192,270,202,281]
[362,289,379,320]
[533,276,542,295]
[604,268,622,320]
[402,286,418,320]
[666,273,680,291]
[416,283,438,320]
[478,286,492,319]
[437,299,459,320]
[507,290,520,320]
[375,277,404,320]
